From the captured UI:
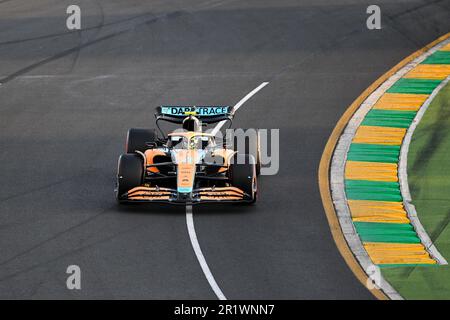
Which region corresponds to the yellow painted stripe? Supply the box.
[348,200,410,224]
[373,93,428,111]
[353,126,406,145]
[345,161,398,182]
[404,64,450,80]
[441,43,450,51]
[364,243,437,265]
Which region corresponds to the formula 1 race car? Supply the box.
[115,106,260,204]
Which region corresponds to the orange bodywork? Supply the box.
[144,149,167,173]
[177,163,196,191]
[125,185,245,201]
[126,186,173,201]
[126,131,242,200]
[198,187,244,200]
[173,149,197,193]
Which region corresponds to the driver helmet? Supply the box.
[182,116,201,132]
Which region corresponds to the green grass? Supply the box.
[381,81,450,299]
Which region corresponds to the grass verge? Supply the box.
[381,81,450,299]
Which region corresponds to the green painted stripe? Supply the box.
[345,179,402,202]
[387,78,441,94]
[355,221,414,232]
[354,222,420,243]
[347,143,400,163]
[421,51,450,65]
[361,109,417,128]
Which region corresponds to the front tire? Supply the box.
[116,153,144,201]
[232,128,261,176]
[230,154,257,203]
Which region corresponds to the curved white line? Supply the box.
[186,82,269,300]
[186,205,226,300]
[211,81,269,135]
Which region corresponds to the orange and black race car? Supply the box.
[115,106,260,204]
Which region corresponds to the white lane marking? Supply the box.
[187,82,269,300]
[186,205,227,300]
[211,81,269,135]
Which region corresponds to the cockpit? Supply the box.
[167,133,215,150]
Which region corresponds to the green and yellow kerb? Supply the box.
[345,44,450,267]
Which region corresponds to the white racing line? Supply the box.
[186,205,226,300]
[185,82,269,300]
[210,82,270,136]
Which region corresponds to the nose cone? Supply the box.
[177,163,195,194]
[174,149,198,195]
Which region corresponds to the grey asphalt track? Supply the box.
[0,0,449,299]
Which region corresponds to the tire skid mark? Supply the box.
[0,170,96,204]
[0,222,142,284]
[388,0,447,19]
[0,12,151,47]
[0,30,128,85]
[0,205,114,268]
[0,0,237,84]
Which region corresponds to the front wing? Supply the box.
[117,186,253,204]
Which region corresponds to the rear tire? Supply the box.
[232,128,261,176]
[230,154,257,203]
[116,153,144,201]
[126,128,157,153]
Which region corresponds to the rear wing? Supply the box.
[155,106,234,124]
